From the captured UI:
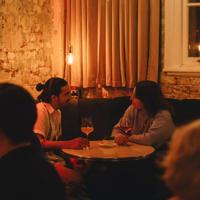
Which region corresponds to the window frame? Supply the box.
[163,0,200,73]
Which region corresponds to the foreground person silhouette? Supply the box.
[0,83,66,200]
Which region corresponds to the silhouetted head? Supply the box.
[0,83,37,144]
[132,80,167,116]
[36,77,70,108]
[162,120,200,200]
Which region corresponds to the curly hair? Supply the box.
[162,120,200,200]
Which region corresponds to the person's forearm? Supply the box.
[112,128,125,137]
[128,134,153,146]
[41,140,72,150]
[36,133,74,150]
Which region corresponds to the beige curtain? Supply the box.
[65,0,160,88]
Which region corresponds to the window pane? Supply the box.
[189,0,200,3]
[188,7,200,57]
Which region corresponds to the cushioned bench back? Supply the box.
[61,97,200,140]
[61,96,131,140]
[167,98,200,126]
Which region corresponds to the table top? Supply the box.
[62,140,155,161]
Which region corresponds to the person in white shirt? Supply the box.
[112,80,175,149]
[33,77,88,186]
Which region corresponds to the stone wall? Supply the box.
[161,73,200,99]
[0,0,64,98]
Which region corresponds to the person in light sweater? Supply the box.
[112,80,175,149]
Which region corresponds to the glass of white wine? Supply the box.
[81,117,94,149]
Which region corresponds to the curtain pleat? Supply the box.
[97,0,105,85]
[138,0,149,81]
[119,0,126,87]
[105,0,112,86]
[148,0,160,81]
[125,0,138,87]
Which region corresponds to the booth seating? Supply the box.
[61,96,131,140]
[61,96,200,140]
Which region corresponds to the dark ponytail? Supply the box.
[36,77,68,103]
[36,83,44,92]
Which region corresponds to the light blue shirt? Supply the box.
[112,105,175,148]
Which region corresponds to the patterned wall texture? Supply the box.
[0,0,64,98]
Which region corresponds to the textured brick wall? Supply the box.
[161,73,200,99]
[0,0,64,98]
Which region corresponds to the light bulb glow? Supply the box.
[67,52,73,65]
[198,44,200,53]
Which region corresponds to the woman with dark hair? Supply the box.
[33,77,88,187]
[112,80,175,148]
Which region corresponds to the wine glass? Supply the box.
[81,117,94,149]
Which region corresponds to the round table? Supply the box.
[61,140,155,161]
[61,140,156,199]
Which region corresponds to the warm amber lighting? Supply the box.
[198,44,200,53]
[67,45,73,65]
[67,52,73,65]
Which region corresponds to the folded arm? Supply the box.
[128,111,174,147]
[112,105,135,144]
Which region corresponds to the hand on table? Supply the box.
[69,137,89,149]
[114,134,129,145]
